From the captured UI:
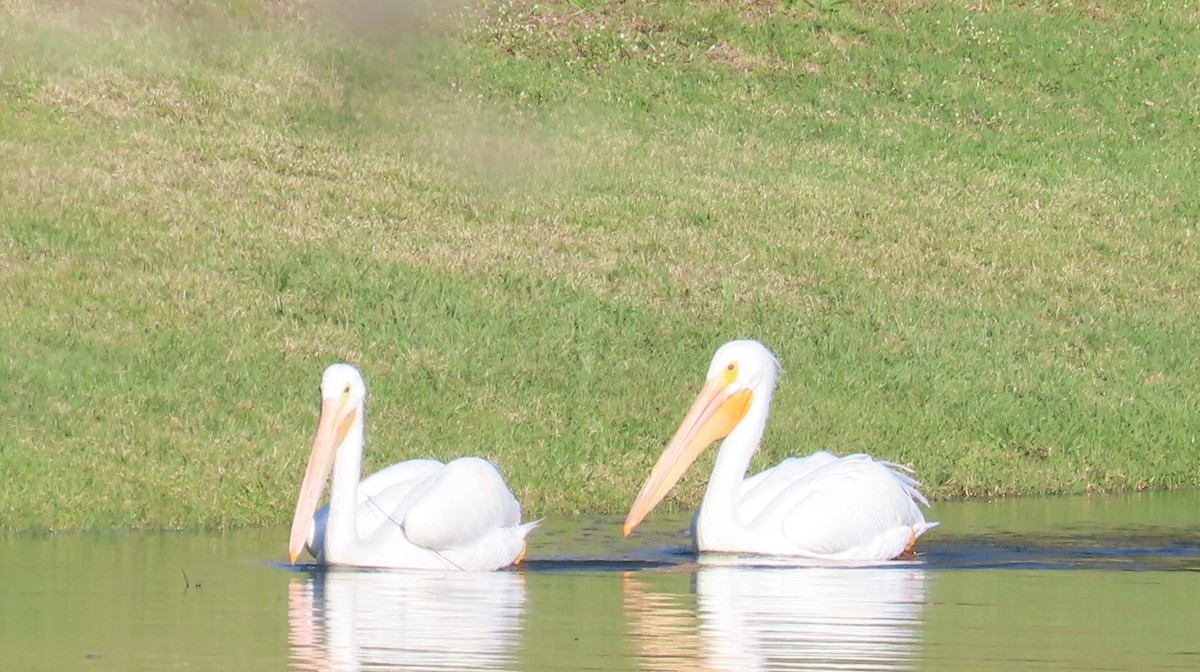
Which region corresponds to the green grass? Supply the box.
[1,0,1197,531]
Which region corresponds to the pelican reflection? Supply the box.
[625,561,927,671]
[288,568,526,671]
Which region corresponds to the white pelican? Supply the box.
[623,340,937,561]
[288,363,536,570]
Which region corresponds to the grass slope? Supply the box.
[1,0,1197,531]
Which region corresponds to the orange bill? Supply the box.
[288,398,356,563]
[623,378,751,536]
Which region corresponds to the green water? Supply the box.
[2,492,1197,671]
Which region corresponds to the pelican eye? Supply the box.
[719,360,739,385]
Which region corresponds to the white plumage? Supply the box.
[624,340,937,561]
[288,363,536,571]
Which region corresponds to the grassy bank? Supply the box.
[1,0,1197,532]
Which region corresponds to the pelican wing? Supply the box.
[402,457,523,551]
[358,459,446,500]
[355,459,448,530]
[735,451,840,523]
[741,454,934,559]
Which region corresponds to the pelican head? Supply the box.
[288,363,367,563]
[702,340,779,392]
[623,340,779,536]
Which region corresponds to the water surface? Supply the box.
[2,491,1198,670]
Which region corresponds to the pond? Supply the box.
[2,491,1198,670]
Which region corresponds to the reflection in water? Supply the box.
[288,568,525,671]
[626,563,927,671]
[5,497,1200,671]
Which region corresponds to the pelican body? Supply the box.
[623,340,937,561]
[288,363,536,571]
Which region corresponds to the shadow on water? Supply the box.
[523,532,1200,573]
[517,493,1200,573]
[920,530,1200,571]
